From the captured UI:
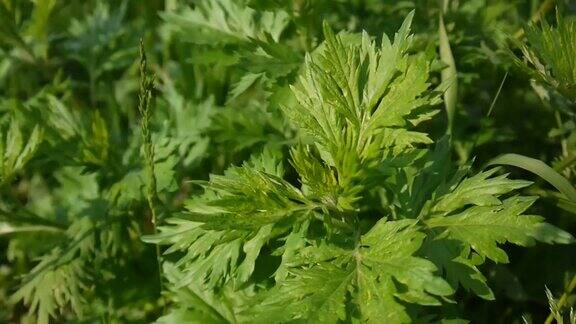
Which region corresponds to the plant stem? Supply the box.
[514,0,556,39]
[139,40,159,227]
[18,217,124,289]
[0,206,66,229]
[138,38,164,295]
[545,274,576,324]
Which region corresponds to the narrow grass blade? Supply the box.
[0,223,63,235]
[439,14,458,135]
[487,153,576,202]
[487,72,508,117]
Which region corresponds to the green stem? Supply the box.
[138,39,164,296]
[555,154,576,174]
[514,0,556,39]
[0,207,66,229]
[18,217,123,289]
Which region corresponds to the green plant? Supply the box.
[145,13,573,323]
[510,12,576,103]
[1,1,575,323]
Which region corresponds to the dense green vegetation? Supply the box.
[1,0,575,323]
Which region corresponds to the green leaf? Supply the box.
[431,167,532,215]
[162,0,289,44]
[360,219,454,306]
[0,223,62,235]
[1,119,43,183]
[28,0,57,42]
[146,151,315,290]
[236,223,273,283]
[251,262,352,323]
[7,180,118,323]
[438,13,458,135]
[509,13,576,101]
[11,249,88,324]
[425,196,574,263]
[423,239,494,300]
[0,3,35,60]
[184,156,312,231]
[248,220,452,323]
[487,153,576,202]
[285,11,438,190]
[145,215,276,289]
[228,72,265,102]
[156,263,235,324]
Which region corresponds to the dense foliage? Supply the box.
[1,0,575,323]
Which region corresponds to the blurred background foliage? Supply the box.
[0,0,575,322]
